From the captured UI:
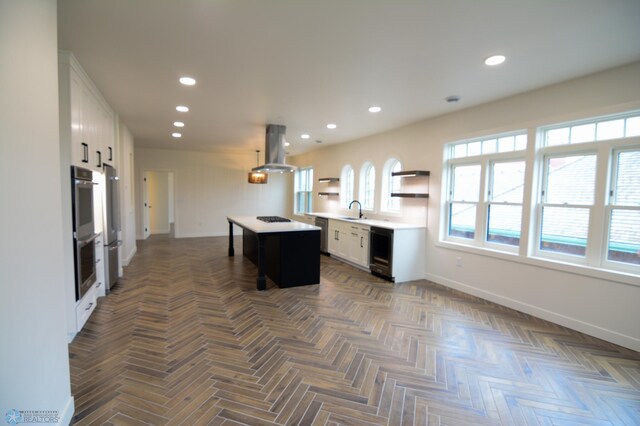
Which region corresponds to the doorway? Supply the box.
[143,171,175,238]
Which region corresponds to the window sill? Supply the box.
[435,240,640,287]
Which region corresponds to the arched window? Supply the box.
[381,158,402,212]
[340,165,354,208]
[359,162,376,211]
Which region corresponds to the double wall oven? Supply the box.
[71,166,97,300]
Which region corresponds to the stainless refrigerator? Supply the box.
[103,164,120,293]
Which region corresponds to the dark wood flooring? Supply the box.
[69,235,640,425]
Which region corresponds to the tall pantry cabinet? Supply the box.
[58,51,117,341]
[60,51,115,171]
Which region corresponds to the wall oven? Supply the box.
[370,227,393,281]
[71,166,97,300]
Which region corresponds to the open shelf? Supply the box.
[318,192,339,197]
[392,170,430,177]
[318,177,340,183]
[391,193,429,198]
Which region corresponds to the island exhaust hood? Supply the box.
[251,124,296,173]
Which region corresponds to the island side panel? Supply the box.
[242,228,258,266]
[277,230,320,288]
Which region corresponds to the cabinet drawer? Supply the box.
[75,285,97,331]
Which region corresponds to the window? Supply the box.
[451,133,527,159]
[606,148,640,266]
[443,111,640,276]
[340,165,354,208]
[359,162,375,210]
[487,160,526,246]
[545,114,640,146]
[445,131,527,248]
[381,158,402,212]
[294,167,313,214]
[538,154,596,257]
[448,164,481,239]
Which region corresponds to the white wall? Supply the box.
[0,1,74,423]
[118,122,137,267]
[290,62,640,351]
[135,148,290,239]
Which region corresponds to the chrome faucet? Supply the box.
[349,200,363,219]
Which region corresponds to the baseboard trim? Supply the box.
[58,395,74,425]
[174,231,228,238]
[121,246,137,266]
[424,272,640,352]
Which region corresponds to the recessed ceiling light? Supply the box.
[172,132,182,138]
[484,55,506,66]
[179,76,196,86]
[173,121,185,127]
[326,123,337,129]
[176,105,189,112]
[301,133,310,139]
[368,106,382,113]
[284,142,290,147]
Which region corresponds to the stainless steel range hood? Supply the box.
[251,124,296,173]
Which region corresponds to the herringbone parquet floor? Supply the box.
[69,235,640,425]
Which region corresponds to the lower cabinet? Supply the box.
[94,234,106,297]
[328,220,370,268]
[75,284,97,332]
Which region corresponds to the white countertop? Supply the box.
[306,212,426,230]
[228,216,321,233]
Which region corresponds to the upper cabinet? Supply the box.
[59,52,116,171]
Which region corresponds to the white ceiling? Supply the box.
[57,0,640,156]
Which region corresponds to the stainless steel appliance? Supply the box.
[103,164,120,293]
[71,166,97,300]
[315,217,328,254]
[370,227,393,281]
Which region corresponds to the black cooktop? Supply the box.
[257,216,292,223]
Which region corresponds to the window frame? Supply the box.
[444,131,527,252]
[359,161,376,212]
[485,158,527,251]
[439,111,640,283]
[381,158,402,213]
[601,145,640,272]
[533,149,598,264]
[294,167,313,215]
[340,164,354,209]
[532,119,640,273]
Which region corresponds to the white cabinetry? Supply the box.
[328,220,370,269]
[347,224,370,268]
[328,220,348,259]
[75,281,97,332]
[59,51,116,172]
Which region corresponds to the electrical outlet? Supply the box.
[456,257,462,267]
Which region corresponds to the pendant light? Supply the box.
[248,150,268,184]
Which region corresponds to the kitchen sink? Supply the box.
[340,217,360,221]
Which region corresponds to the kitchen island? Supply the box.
[227,216,320,290]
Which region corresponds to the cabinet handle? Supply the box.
[361,236,363,248]
[96,150,102,168]
[81,143,89,163]
[108,147,113,161]
[96,282,102,288]
[96,259,101,264]
[85,302,93,311]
